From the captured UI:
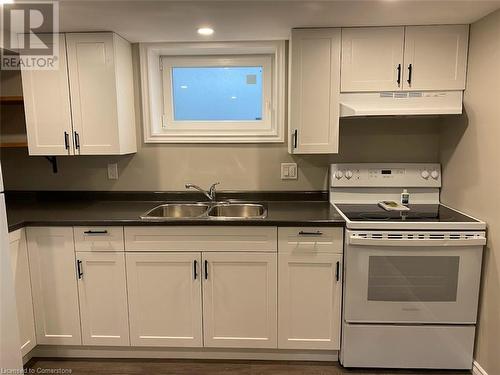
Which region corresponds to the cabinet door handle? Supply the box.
[396,64,402,87]
[194,260,198,280]
[298,230,323,236]
[293,129,298,149]
[83,230,108,235]
[64,132,70,150]
[336,261,340,282]
[77,260,83,280]
[407,64,413,85]
[204,260,208,280]
[74,131,80,150]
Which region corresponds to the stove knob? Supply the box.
[421,170,430,179]
[431,170,439,180]
[345,170,353,179]
[335,170,343,179]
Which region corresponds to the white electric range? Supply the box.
[330,163,486,370]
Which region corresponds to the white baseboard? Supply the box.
[473,361,488,375]
[28,346,338,362]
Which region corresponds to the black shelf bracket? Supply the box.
[45,156,58,174]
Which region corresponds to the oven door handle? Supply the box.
[348,235,486,247]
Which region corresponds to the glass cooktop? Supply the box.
[335,204,479,223]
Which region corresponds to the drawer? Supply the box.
[124,226,277,252]
[278,227,343,254]
[74,227,125,252]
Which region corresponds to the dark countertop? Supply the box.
[5,192,345,232]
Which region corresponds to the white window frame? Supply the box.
[140,41,285,143]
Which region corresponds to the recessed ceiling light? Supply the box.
[197,27,214,36]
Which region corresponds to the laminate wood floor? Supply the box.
[26,358,471,375]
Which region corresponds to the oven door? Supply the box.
[344,230,485,324]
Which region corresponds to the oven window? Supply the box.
[368,256,460,302]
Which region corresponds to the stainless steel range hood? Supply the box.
[339,91,463,117]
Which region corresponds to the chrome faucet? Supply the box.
[185,182,220,201]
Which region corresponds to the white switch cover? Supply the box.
[281,163,298,180]
[107,163,118,180]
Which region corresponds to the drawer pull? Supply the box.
[298,230,323,236]
[336,261,340,282]
[84,230,108,235]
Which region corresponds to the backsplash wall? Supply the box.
[0,46,441,192]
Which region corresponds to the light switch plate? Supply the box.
[281,163,298,180]
[107,163,118,180]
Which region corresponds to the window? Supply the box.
[140,41,285,143]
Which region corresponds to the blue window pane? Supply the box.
[171,67,263,121]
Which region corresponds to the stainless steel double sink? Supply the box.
[141,202,267,220]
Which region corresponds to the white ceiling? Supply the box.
[57,0,500,42]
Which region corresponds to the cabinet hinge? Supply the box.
[159,57,163,71]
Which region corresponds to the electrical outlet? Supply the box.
[281,163,298,180]
[107,163,118,180]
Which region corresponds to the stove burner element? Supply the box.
[359,213,391,220]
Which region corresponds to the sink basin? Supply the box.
[141,203,210,219]
[208,203,267,219]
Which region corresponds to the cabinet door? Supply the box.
[289,29,341,154]
[9,229,36,356]
[20,34,74,156]
[403,25,469,91]
[341,27,405,92]
[126,253,202,347]
[66,33,119,155]
[278,252,342,350]
[27,227,81,345]
[76,252,130,346]
[202,252,277,348]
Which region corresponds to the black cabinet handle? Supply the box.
[64,132,69,150]
[83,230,108,235]
[396,64,401,86]
[74,131,80,150]
[293,129,298,149]
[298,230,323,236]
[336,261,340,282]
[204,260,208,280]
[194,260,198,280]
[77,260,83,279]
[407,64,413,85]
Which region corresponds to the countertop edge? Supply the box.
[8,219,345,232]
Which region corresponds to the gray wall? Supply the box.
[0,46,440,191]
[440,9,500,375]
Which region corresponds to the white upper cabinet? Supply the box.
[202,252,277,348]
[9,229,36,356]
[27,227,82,346]
[20,32,137,156]
[289,28,341,154]
[20,34,73,156]
[341,27,405,92]
[403,25,469,91]
[66,33,136,155]
[76,252,130,346]
[340,25,469,92]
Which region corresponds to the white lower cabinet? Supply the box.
[277,227,343,350]
[202,252,277,348]
[76,252,130,346]
[126,252,203,347]
[20,225,343,354]
[278,252,342,350]
[27,227,82,345]
[9,229,36,356]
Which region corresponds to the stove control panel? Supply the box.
[331,163,441,188]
